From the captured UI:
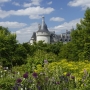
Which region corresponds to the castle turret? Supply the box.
[36,16,50,43]
[30,32,36,44]
[41,16,48,31]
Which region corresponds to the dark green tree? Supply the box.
[12,44,27,66]
[0,26,28,67]
[58,42,77,60]
[70,8,90,60]
[0,26,17,67]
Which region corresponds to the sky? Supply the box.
[0,0,90,43]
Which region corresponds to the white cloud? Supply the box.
[31,0,42,5]
[12,2,20,6]
[49,18,80,33]
[68,0,90,10]
[23,3,32,7]
[50,17,65,22]
[16,22,38,34]
[0,0,11,3]
[0,6,54,19]
[47,1,52,5]
[0,9,12,18]
[16,22,38,43]
[29,14,41,19]
[23,0,42,7]
[0,21,27,28]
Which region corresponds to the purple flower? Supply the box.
[71,76,75,79]
[66,73,71,77]
[37,85,41,90]
[23,73,28,78]
[17,78,22,83]
[32,72,38,78]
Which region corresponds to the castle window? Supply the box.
[60,39,62,41]
[65,39,67,41]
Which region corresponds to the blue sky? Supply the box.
[0,0,89,43]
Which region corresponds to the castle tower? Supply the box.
[36,16,50,43]
[29,32,36,45]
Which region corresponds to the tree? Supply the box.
[0,26,17,67]
[12,44,27,66]
[0,26,28,67]
[70,8,90,60]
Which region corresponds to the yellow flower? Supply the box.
[34,70,38,73]
[79,70,83,74]
[68,64,73,67]
[63,72,67,75]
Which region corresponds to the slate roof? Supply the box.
[37,16,50,34]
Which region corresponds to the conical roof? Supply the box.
[31,32,36,40]
[37,16,50,33]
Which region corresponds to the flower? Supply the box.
[23,73,28,78]
[44,60,48,64]
[37,85,41,90]
[71,76,75,79]
[66,73,71,77]
[59,75,65,80]
[3,67,8,70]
[59,75,69,83]
[56,81,60,85]
[17,78,22,83]
[32,72,38,78]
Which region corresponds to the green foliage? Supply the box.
[1,60,90,90]
[45,42,63,55]
[0,27,17,67]
[22,43,35,56]
[0,26,27,67]
[59,42,79,61]
[32,41,63,56]
[0,77,15,90]
[0,26,10,35]
[83,43,90,60]
[27,50,58,66]
[59,8,90,61]
[12,44,27,66]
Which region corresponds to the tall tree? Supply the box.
[71,8,90,60]
[0,26,17,67]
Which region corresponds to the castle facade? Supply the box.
[29,17,72,44]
